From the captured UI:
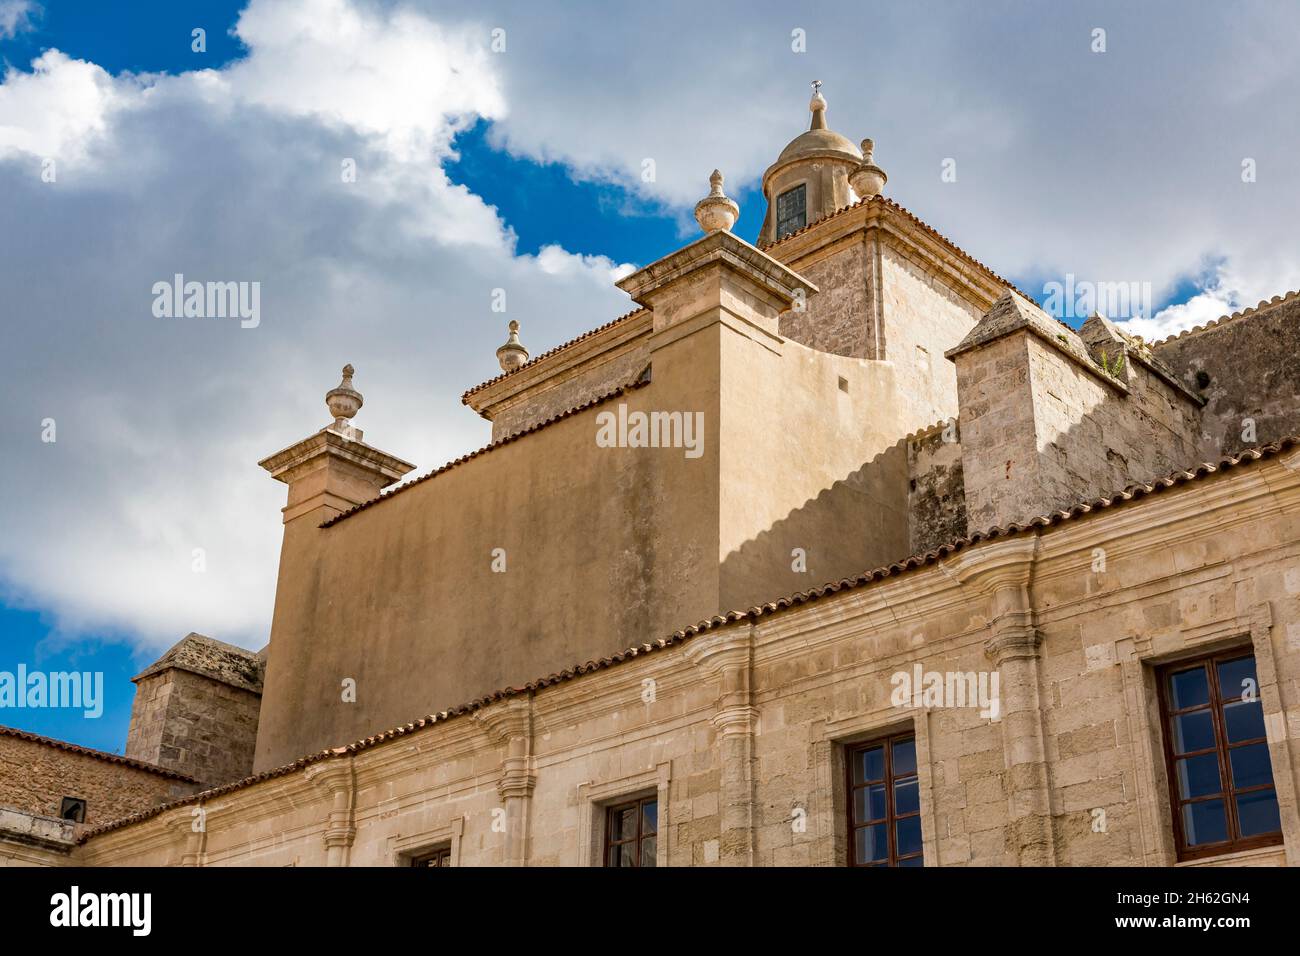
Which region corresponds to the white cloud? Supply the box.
[454,0,1300,323]
[0,50,137,162]
[0,0,37,39]
[2,0,1298,659]
[0,0,633,655]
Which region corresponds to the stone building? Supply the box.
[4,90,1300,867]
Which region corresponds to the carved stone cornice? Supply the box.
[472,697,532,745]
[712,704,760,736]
[616,229,818,315]
[947,534,1040,594]
[498,764,537,801]
[473,698,537,803]
[681,627,753,679]
[983,624,1044,664]
[305,757,356,856]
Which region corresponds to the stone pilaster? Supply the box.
[954,534,1057,865]
[474,697,536,867]
[305,758,356,867]
[165,806,206,868]
[684,626,758,866]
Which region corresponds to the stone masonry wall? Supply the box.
[957,329,1203,531]
[1154,294,1300,460]
[907,423,966,554]
[0,733,195,828]
[952,334,1040,531]
[1023,336,1202,514]
[69,447,1300,869]
[126,668,261,787]
[779,238,874,358]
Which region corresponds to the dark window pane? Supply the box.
[776,184,807,239]
[1183,799,1228,846]
[1223,700,1266,743]
[1169,666,1209,710]
[856,823,888,863]
[1172,710,1215,754]
[1176,753,1222,799]
[854,783,886,823]
[642,799,658,835]
[612,806,637,842]
[894,777,920,816]
[898,855,924,867]
[868,783,888,821]
[615,842,636,868]
[1217,657,1257,704]
[895,815,922,856]
[640,836,657,866]
[891,737,917,777]
[1228,742,1274,790]
[1236,789,1282,837]
[855,745,885,784]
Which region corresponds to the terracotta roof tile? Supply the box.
[0,724,200,784]
[763,194,1034,300]
[462,194,1032,406]
[1149,289,1300,348]
[322,376,651,529]
[78,436,1299,844]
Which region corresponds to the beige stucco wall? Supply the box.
[254,231,952,773]
[878,242,981,428]
[66,445,1300,868]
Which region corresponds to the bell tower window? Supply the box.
[776,183,807,239]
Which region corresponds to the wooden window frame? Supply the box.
[409,845,453,867]
[845,732,923,867]
[1156,649,1283,862]
[603,794,658,868]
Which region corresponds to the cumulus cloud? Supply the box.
[0,50,137,162]
[2,0,1298,658]
[449,0,1300,331]
[0,0,633,655]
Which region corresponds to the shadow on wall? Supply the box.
[720,438,911,612]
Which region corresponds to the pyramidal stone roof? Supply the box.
[132,633,265,694]
[946,288,1097,370]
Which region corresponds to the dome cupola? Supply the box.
[758,82,863,247]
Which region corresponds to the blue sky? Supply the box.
[2,0,1297,751]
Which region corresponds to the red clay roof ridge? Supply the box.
[322,376,652,529]
[1149,289,1300,348]
[77,436,1299,844]
[0,724,201,784]
[461,307,647,404]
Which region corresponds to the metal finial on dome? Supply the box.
[325,363,363,430]
[809,80,827,130]
[496,319,529,372]
[694,168,740,234]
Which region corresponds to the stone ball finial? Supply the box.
[809,80,827,130]
[694,168,740,233]
[496,319,529,372]
[325,363,363,428]
[849,137,888,200]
